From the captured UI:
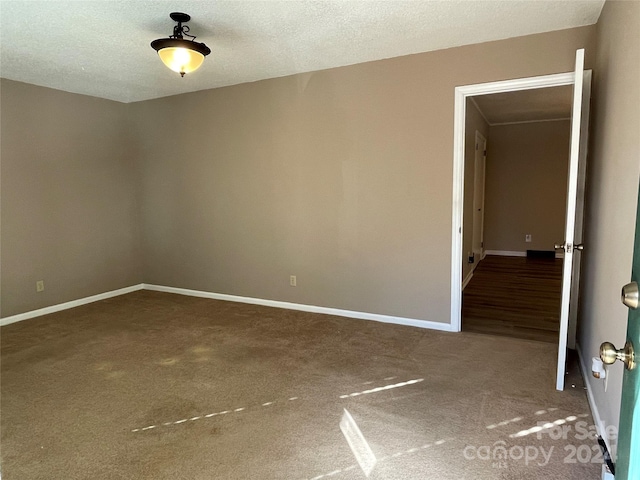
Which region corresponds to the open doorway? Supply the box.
[451,53,592,392]
[461,87,573,343]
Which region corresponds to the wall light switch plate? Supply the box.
[36,280,45,292]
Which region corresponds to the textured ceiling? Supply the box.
[0,1,605,103]
[472,85,574,124]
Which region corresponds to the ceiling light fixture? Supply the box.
[151,12,211,77]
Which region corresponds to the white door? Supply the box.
[567,70,591,351]
[555,48,590,390]
[472,131,487,262]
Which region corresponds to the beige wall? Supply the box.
[462,99,490,284]
[483,120,570,253]
[0,25,596,322]
[131,26,595,323]
[578,0,640,456]
[0,80,142,317]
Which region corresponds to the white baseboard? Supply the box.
[0,284,145,327]
[485,250,527,257]
[485,249,564,259]
[576,344,614,459]
[143,284,455,332]
[1,282,455,333]
[462,271,473,291]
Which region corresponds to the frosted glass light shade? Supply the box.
[158,47,205,75]
[151,36,211,77]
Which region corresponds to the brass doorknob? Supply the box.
[621,281,639,309]
[554,242,565,250]
[574,244,584,251]
[600,341,635,370]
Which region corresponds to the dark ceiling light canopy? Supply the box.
[151,12,211,77]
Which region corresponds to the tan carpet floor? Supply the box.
[1,290,601,479]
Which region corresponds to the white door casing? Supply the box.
[451,70,577,331]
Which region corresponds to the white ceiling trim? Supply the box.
[490,117,571,127]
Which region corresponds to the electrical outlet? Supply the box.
[36,280,45,292]
[290,275,297,287]
[525,234,532,242]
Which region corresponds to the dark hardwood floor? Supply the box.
[462,255,563,343]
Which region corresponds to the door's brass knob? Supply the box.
[600,341,635,370]
[554,242,565,251]
[621,281,639,309]
[574,244,584,251]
